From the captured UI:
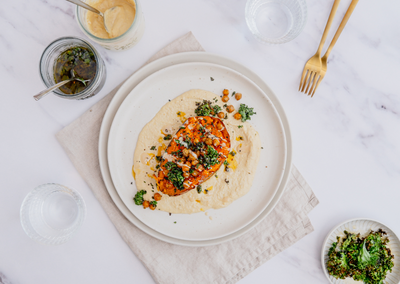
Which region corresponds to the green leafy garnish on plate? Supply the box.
[238,104,256,122]
[133,190,147,205]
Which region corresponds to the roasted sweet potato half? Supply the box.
[155,116,231,196]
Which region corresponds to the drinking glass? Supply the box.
[245,0,307,44]
[20,183,86,245]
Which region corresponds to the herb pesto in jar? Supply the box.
[54,46,96,94]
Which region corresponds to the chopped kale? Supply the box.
[194,100,221,117]
[133,190,147,205]
[199,145,220,168]
[238,104,256,122]
[164,162,184,190]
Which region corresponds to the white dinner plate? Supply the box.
[107,62,286,241]
[98,52,293,246]
[321,218,400,284]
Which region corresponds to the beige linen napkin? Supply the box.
[56,32,319,284]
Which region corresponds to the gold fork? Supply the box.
[299,0,359,97]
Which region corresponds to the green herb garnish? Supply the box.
[238,125,243,128]
[150,146,156,150]
[197,185,202,194]
[164,162,184,190]
[194,100,221,117]
[231,91,236,97]
[164,134,172,140]
[199,145,220,169]
[238,104,256,122]
[133,190,147,205]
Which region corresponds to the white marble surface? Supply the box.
[1,0,400,283]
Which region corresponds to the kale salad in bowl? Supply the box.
[322,219,400,284]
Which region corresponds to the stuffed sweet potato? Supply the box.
[155,116,231,196]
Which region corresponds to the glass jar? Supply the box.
[39,36,106,100]
[76,0,145,51]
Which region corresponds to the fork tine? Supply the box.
[311,75,324,97]
[305,72,317,95]
[307,73,319,96]
[299,68,308,91]
[301,71,313,93]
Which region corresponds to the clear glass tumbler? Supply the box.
[76,0,145,51]
[245,0,307,44]
[20,183,86,245]
[39,36,106,100]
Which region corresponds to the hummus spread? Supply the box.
[133,89,261,214]
[86,0,136,39]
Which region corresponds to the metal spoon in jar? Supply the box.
[66,0,117,34]
[33,69,90,101]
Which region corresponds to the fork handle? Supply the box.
[316,0,341,55]
[323,0,359,59]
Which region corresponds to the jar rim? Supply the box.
[39,36,103,99]
[75,0,139,42]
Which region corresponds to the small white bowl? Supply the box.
[321,218,400,284]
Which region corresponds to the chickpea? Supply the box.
[205,138,212,145]
[227,105,235,113]
[217,112,225,118]
[196,124,202,130]
[216,123,223,130]
[196,151,200,157]
[186,161,191,167]
[183,171,190,178]
[166,182,173,189]
[234,113,242,120]
[188,155,194,161]
[154,193,162,201]
[235,93,242,100]
[184,182,191,189]
[206,125,212,131]
[213,139,220,147]
[221,96,229,103]
[143,200,150,209]
[192,159,199,166]
[163,169,169,175]
[194,137,200,143]
[182,148,189,157]
[223,89,229,96]
[159,171,165,179]
[192,170,199,177]
[149,204,156,210]
[197,165,205,171]
[182,165,190,172]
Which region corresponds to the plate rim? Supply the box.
[98,51,293,246]
[106,61,287,241]
[320,217,400,284]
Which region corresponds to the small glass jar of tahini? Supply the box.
[39,37,106,100]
